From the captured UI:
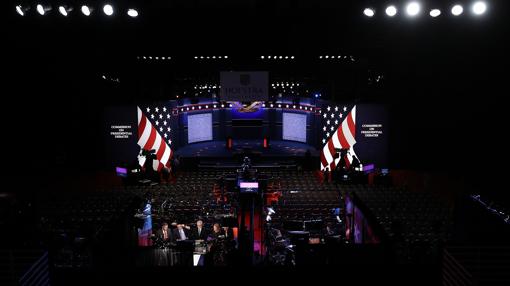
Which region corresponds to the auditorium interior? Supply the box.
[2,0,510,285]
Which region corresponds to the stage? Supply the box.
[173,140,320,169]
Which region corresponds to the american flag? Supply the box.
[137,105,173,171]
[320,105,358,171]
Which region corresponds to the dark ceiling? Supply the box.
[2,0,509,179]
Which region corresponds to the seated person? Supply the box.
[172,223,191,241]
[191,219,209,240]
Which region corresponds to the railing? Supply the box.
[19,252,49,286]
[444,246,510,286]
[0,249,48,286]
[443,248,472,286]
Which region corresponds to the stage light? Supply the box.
[430,9,441,17]
[278,104,281,108]
[451,4,463,16]
[103,4,114,16]
[224,56,228,59]
[291,56,295,59]
[81,5,91,16]
[270,104,274,107]
[16,5,30,16]
[325,55,329,59]
[221,104,225,108]
[386,5,397,16]
[36,4,51,15]
[472,1,487,15]
[261,56,264,59]
[229,103,233,107]
[127,9,138,17]
[286,104,289,108]
[363,8,375,17]
[58,5,72,16]
[406,2,420,16]
[213,104,217,108]
[192,106,195,110]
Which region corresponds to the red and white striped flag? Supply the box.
[137,106,172,171]
[320,105,358,171]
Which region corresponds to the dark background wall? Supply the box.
[2,1,509,202]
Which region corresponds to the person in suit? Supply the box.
[222,226,234,240]
[191,219,208,240]
[172,223,191,241]
[155,222,174,246]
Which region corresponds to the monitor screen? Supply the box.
[240,181,258,193]
[363,164,375,172]
[283,112,307,143]
[188,113,213,143]
[116,167,128,177]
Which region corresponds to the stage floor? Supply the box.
[174,140,319,158]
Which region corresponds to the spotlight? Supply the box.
[385,5,397,17]
[363,8,375,17]
[127,9,138,17]
[58,5,72,16]
[291,56,295,59]
[36,4,51,15]
[103,4,114,16]
[261,56,264,59]
[16,5,29,16]
[406,2,420,16]
[430,9,441,17]
[472,1,487,15]
[451,4,463,16]
[81,5,92,16]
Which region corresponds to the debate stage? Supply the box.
[173,140,320,169]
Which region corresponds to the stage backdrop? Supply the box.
[104,100,388,170]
